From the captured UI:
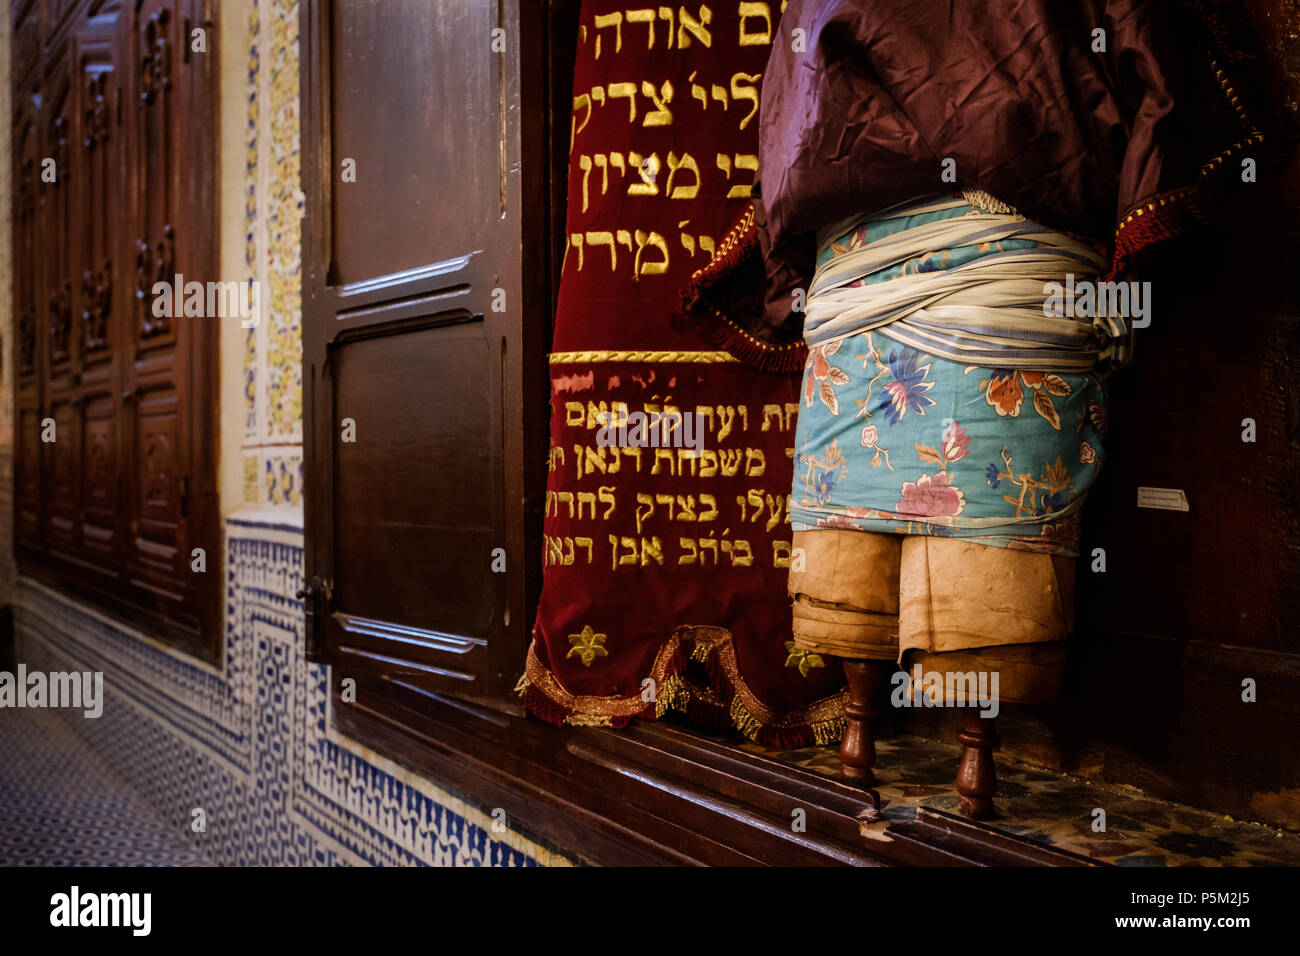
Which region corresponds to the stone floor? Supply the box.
[0,708,210,866]
[740,732,1300,866]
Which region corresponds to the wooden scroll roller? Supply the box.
[900,537,1074,819]
[789,530,901,787]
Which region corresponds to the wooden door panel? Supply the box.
[75,21,119,365]
[328,0,501,285]
[46,0,79,34]
[43,65,75,380]
[14,90,43,553]
[40,49,80,555]
[12,4,42,84]
[14,111,39,384]
[130,0,178,352]
[331,316,500,682]
[128,382,182,589]
[44,391,80,554]
[81,389,119,565]
[16,406,43,543]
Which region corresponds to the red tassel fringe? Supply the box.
[676,204,809,373]
[1108,190,1215,280]
[681,204,761,305]
[519,683,572,728]
[687,303,808,374]
[683,696,732,732]
[1184,0,1256,66]
[755,725,818,750]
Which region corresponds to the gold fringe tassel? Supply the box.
[563,713,618,727]
[812,716,848,747]
[655,673,692,719]
[729,695,763,741]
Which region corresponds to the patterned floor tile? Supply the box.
[0,708,211,867]
[738,732,1300,866]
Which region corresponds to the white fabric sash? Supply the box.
[805,197,1129,372]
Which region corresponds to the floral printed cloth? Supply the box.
[793,201,1111,556]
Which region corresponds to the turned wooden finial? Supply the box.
[955,708,999,819]
[839,659,890,787]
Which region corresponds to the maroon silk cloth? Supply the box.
[520,0,846,743]
[685,0,1291,359]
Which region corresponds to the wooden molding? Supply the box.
[337,674,1100,867]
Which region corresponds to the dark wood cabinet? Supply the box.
[10,0,218,662]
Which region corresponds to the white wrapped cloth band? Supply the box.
[805,198,1129,372]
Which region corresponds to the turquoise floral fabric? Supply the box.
[792,204,1111,556]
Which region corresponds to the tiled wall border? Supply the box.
[14,515,571,866]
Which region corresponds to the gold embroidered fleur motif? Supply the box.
[567,625,609,667]
[784,641,826,678]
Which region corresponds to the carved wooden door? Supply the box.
[123,0,180,608]
[13,68,43,551]
[71,7,124,580]
[41,49,79,561]
[121,0,209,635]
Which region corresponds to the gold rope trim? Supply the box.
[564,714,618,727]
[549,350,740,364]
[1115,185,1199,233]
[518,636,685,721]
[689,204,756,284]
[1115,56,1264,236]
[703,305,806,352]
[683,625,849,735]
